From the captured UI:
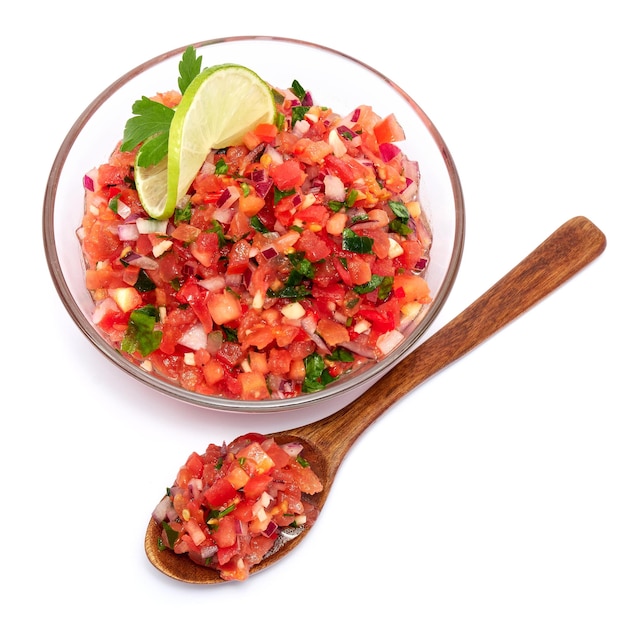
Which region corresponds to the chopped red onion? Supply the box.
[338,340,377,359]
[83,171,95,191]
[118,223,139,241]
[121,250,159,270]
[379,142,401,162]
[262,520,279,538]
[336,125,355,140]
[152,496,172,523]
[198,275,226,292]
[281,442,304,457]
[216,186,233,208]
[213,205,235,224]
[262,246,278,259]
[178,323,208,350]
[376,329,404,355]
[200,545,218,560]
[323,174,346,202]
[301,315,330,354]
[351,108,361,122]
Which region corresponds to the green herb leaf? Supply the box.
[178,46,202,94]
[221,325,238,342]
[377,275,395,301]
[342,228,374,254]
[250,215,270,233]
[121,46,202,166]
[134,269,157,293]
[267,285,312,300]
[121,305,162,356]
[286,252,314,284]
[328,347,355,363]
[353,274,385,294]
[274,187,296,203]
[120,96,175,162]
[302,352,337,393]
[389,219,413,236]
[214,158,228,175]
[174,203,192,225]
[108,193,121,214]
[389,200,410,221]
[161,521,179,549]
[291,79,307,102]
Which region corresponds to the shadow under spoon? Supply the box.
[146,215,607,584]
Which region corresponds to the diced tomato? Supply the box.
[238,192,265,217]
[393,274,431,305]
[208,291,242,325]
[243,473,273,500]
[316,318,350,346]
[238,371,270,400]
[204,477,237,508]
[253,122,278,144]
[270,158,306,190]
[190,231,219,268]
[373,113,406,144]
[211,515,237,548]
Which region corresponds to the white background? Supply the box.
[2,1,624,624]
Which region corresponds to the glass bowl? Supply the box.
[43,36,465,414]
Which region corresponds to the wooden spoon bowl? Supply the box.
[146,216,606,584]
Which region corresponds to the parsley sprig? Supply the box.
[119,46,203,168]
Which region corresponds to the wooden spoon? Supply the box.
[145,216,606,584]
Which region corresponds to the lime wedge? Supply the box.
[135,64,275,220]
[134,154,169,219]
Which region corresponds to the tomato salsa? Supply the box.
[151,433,322,581]
[78,79,433,400]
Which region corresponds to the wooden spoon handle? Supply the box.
[288,216,606,479]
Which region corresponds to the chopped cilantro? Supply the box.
[214,158,228,175]
[328,347,355,363]
[345,189,359,207]
[353,274,385,294]
[291,79,307,102]
[388,200,413,236]
[286,252,314,285]
[250,215,270,233]
[274,187,296,203]
[174,202,192,225]
[342,228,374,254]
[134,269,156,293]
[121,305,162,357]
[267,284,312,300]
[302,352,338,393]
[221,325,238,342]
[208,220,227,246]
[161,522,180,550]
[108,193,121,214]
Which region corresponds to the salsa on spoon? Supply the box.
[146,216,606,584]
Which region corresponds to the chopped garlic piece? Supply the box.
[388,237,404,259]
[281,301,306,320]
